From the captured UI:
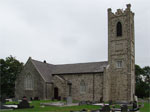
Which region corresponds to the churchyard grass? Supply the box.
[4,100,149,112]
[4,100,100,112]
[139,102,150,112]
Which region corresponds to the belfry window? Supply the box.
[116,60,123,68]
[80,80,86,94]
[116,22,122,37]
[24,73,34,90]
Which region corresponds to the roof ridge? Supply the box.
[31,59,54,66]
[30,58,108,66]
[54,61,108,66]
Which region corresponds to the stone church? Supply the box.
[15,4,135,102]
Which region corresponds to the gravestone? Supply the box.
[63,97,66,101]
[86,101,92,105]
[58,96,61,101]
[12,98,18,102]
[108,100,112,105]
[34,97,39,100]
[30,97,33,101]
[100,105,111,112]
[133,101,138,109]
[130,101,139,111]
[17,96,33,109]
[121,105,128,112]
[100,97,103,103]
[51,97,54,101]
[79,101,87,105]
[67,81,72,104]
[67,96,72,105]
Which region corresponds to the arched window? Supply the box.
[24,73,33,90]
[80,80,86,94]
[116,22,122,37]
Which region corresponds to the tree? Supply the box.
[135,64,150,98]
[0,56,23,99]
[143,66,150,97]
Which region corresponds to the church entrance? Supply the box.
[54,87,58,99]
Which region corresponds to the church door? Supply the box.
[54,87,58,99]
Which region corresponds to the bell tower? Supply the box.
[107,4,135,101]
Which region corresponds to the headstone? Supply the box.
[63,97,66,101]
[58,96,61,101]
[30,97,33,101]
[121,105,128,112]
[79,101,87,105]
[5,98,12,102]
[134,96,138,102]
[34,97,39,100]
[67,96,72,105]
[12,98,18,102]
[100,105,111,112]
[51,97,54,101]
[100,97,103,103]
[108,100,113,105]
[86,101,92,105]
[17,96,33,109]
[130,101,139,111]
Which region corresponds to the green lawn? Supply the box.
[139,102,150,112]
[4,100,100,112]
[3,100,150,112]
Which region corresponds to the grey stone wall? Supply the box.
[46,83,53,99]
[15,58,46,100]
[52,75,67,99]
[107,4,135,102]
[55,73,104,101]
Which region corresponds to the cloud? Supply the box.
[0,0,149,67]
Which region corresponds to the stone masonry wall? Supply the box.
[56,73,103,101]
[107,4,135,102]
[15,59,46,100]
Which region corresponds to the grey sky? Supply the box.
[0,0,149,67]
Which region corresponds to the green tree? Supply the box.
[0,56,23,99]
[135,65,150,98]
[143,66,150,97]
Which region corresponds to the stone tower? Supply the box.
[107,4,135,102]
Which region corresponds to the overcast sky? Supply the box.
[0,0,149,67]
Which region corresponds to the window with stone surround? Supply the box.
[116,60,123,68]
[80,80,86,94]
[116,22,122,37]
[24,73,34,90]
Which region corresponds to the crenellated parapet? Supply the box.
[108,4,134,18]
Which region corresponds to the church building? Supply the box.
[15,4,135,102]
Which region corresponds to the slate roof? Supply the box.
[30,59,108,82]
[53,61,108,74]
[31,59,54,82]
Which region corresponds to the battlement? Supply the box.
[108,4,134,17]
